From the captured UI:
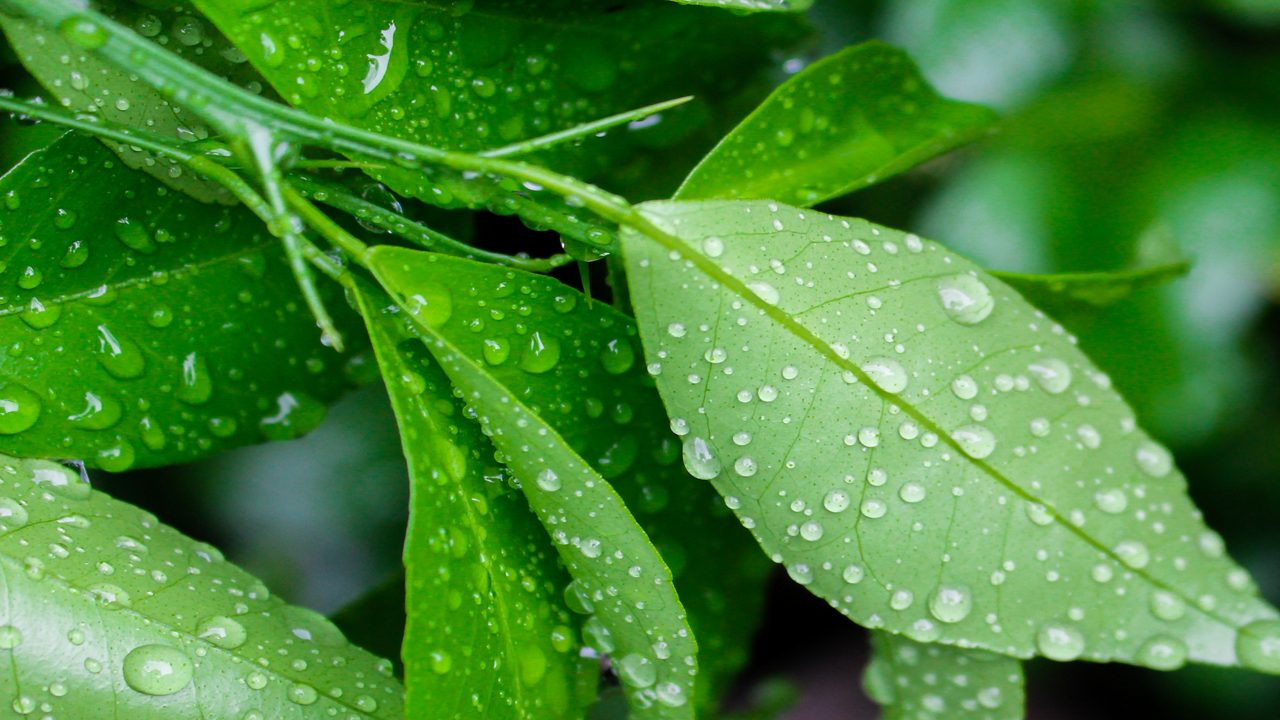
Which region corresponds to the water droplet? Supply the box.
[951,375,978,400]
[197,615,247,649]
[861,357,908,393]
[701,236,725,257]
[123,645,193,696]
[0,383,41,435]
[787,563,813,585]
[403,282,453,327]
[823,490,850,513]
[600,338,635,375]
[0,625,22,649]
[1028,358,1072,394]
[482,338,510,365]
[520,331,561,374]
[0,498,28,531]
[860,499,887,519]
[95,325,146,379]
[616,653,657,688]
[1114,540,1150,569]
[1235,619,1280,674]
[1135,441,1172,478]
[655,681,687,708]
[951,425,996,459]
[936,275,994,325]
[899,483,926,503]
[1138,635,1187,670]
[682,437,721,480]
[747,281,780,306]
[176,352,213,405]
[842,565,864,584]
[287,683,318,705]
[1094,488,1127,514]
[114,217,158,254]
[733,456,757,477]
[60,16,109,49]
[1036,622,1084,661]
[928,585,972,623]
[535,468,561,491]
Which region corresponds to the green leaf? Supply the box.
[354,284,595,720]
[191,0,803,244]
[0,451,404,718]
[367,247,702,718]
[991,261,1191,316]
[365,250,771,708]
[864,633,1024,720]
[0,133,363,470]
[675,42,998,206]
[620,199,1280,672]
[664,0,812,12]
[0,0,266,202]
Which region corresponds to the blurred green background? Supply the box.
[5,0,1278,717]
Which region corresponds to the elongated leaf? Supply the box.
[992,261,1191,314]
[0,133,363,470]
[676,42,997,206]
[368,247,700,718]
[621,200,1280,672]
[0,0,266,201]
[192,0,802,244]
[863,634,1024,720]
[0,451,404,718]
[366,249,770,708]
[355,284,594,720]
[665,0,812,11]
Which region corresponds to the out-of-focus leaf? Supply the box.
[863,634,1024,719]
[622,199,1280,671]
[356,284,593,720]
[677,42,997,206]
[992,261,1191,315]
[330,573,406,680]
[366,249,771,709]
[193,0,804,246]
[369,248,703,718]
[0,0,267,201]
[0,133,364,470]
[0,451,404,718]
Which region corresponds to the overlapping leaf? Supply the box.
[369,247,709,718]
[365,249,772,709]
[863,634,1024,720]
[356,285,594,720]
[0,451,404,718]
[192,0,804,244]
[991,261,1190,318]
[676,42,997,206]
[621,199,1280,672]
[0,0,268,201]
[0,133,363,470]
[665,0,812,11]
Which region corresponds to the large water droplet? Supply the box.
[936,275,994,325]
[0,384,41,435]
[1028,358,1072,394]
[682,437,721,480]
[861,357,908,393]
[519,331,561,374]
[176,352,213,405]
[403,282,453,327]
[1137,635,1187,670]
[951,425,996,459]
[123,645,193,696]
[1134,441,1172,478]
[616,653,657,688]
[95,325,146,379]
[197,615,247,650]
[1235,619,1280,674]
[928,585,972,623]
[1036,622,1084,661]
[600,338,635,375]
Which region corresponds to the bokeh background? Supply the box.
[5,0,1279,717]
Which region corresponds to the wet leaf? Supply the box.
[665,0,812,11]
[864,634,1024,720]
[677,41,997,207]
[193,0,803,246]
[621,199,1280,672]
[0,0,267,201]
[0,133,364,470]
[368,247,702,718]
[355,284,594,720]
[0,451,404,718]
[992,261,1191,316]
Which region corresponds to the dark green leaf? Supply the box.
[992,261,1191,315]
[192,0,803,244]
[0,451,404,718]
[0,133,363,470]
[330,573,406,680]
[676,42,997,206]
[0,0,267,201]
[621,199,1280,672]
[664,0,812,11]
[366,249,772,709]
[864,634,1024,719]
[368,248,703,718]
[355,283,595,720]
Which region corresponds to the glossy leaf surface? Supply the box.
[193,0,802,244]
[0,0,265,201]
[356,285,593,720]
[369,247,704,718]
[0,452,404,718]
[621,199,1280,671]
[992,262,1191,317]
[676,42,997,206]
[864,634,1024,720]
[0,134,363,470]
[366,249,771,707]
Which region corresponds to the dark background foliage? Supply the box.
[4,0,1277,717]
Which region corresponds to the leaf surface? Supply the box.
[0,0,266,201]
[864,634,1024,720]
[0,133,363,470]
[192,0,802,244]
[621,199,1280,672]
[0,451,404,718]
[991,262,1190,315]
[368,247,705,718]
[676,42,997,206]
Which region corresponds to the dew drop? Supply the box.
[1134,441,1172,478]
[1235,619,1280,674]
[123,645,193,696]
[1036,622,1084,661]
[936,275,994,325]
[520,331,561,374]
[951,425,996,459]
[682,437,721,480]
[928,585,972,624]
[861,357,908,393]
[1028,358,1072,394]
[197,615,247,650]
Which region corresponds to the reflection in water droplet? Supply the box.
[682,437,721,480]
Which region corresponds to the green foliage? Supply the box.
[0,133,363,470]
[0,451,404,718]
[0,1,1277,719]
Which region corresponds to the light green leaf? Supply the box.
[621,199,1280,672]
[991,261,1191,316]
[365,250,770,708]
[0,0,266,202]
[355,284,595,720]
[0,133,363,470]
[368,247,700,718]
[864,633,1024,720]
[676,42,997,206]
[0,451,404,718]
[192,0,803,245]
